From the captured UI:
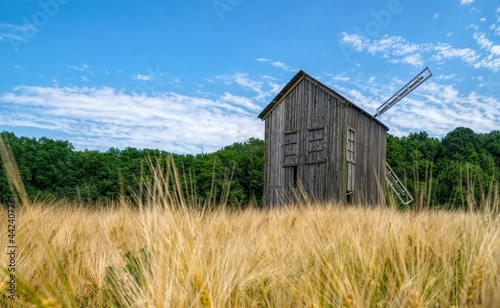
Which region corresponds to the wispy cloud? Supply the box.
[216,73,276,101]
[0,33,29,42]
[132,74,154,81]
[490,24,500,36]
[340,32,500,71]
[472,31,500,71]
[321,72,351,82]
[473,32,494,50]
[432,43,478,63]
[383,82,500,137]
[0,23,36,32]
[271,61,297,72]
[0,86,264,153]
[257,58,298,72]
[67,64,93,74]
[434,13,439,19]
[401,54,424,66]
[465,24,479,30]
[340,33,431,64]
[332,75,500,137]
[470,7,482,13]
[0,23,38,42]
[268,81,282,94]
[461,0,475,6]
[220,92,261,111]
[436,74,457,81]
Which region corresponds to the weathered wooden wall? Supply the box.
[346,105,387,205]
[263,76,387,207]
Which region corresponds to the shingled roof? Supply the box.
[257,70,389,131]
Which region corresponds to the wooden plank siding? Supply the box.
[262,73,388,207]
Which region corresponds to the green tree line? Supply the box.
[0,127,499,208]
[387,127,500,208]
[0,132,264,206]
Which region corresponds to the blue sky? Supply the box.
[0,0,499,153]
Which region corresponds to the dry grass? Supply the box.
[0,198,499,307]
[0,139,499,307]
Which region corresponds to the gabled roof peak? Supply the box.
[257,70,389,131]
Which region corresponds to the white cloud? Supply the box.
[491,24,500,36]
[0,86,264,153]
[0,23,36,32]
[401,54,423,66]
[332,75,350,82]
[340,32,500,71]
[257,58,298,72]
[480,18,486,22]
[67,63,93,74]
[461,0,474,5]
[465,24,479,30]
[473,32,493,49]
[0,23,38,42]
[340,79,499,137]
[470,7,482,13]
[219,92,261,111]
[0,33,29,42]
[132,74,154,81]
[436,74,457,81]
[471,32,500,71]
[216,73,277,101]
[268,81,282,94]
[432,43,479,63]
[434,13,439,19]
[262,75,277,80]
[339,33,431,65]
[271,61,298,72]
[446,32,453,37]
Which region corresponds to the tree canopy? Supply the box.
[1,128,499,208]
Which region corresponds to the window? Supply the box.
[283,131,298,166]
[346,127,355,193]
[307,127,326,163]
[347,128,355,163]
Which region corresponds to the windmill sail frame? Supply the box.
[374,66,433,118]
[386,163,414,205]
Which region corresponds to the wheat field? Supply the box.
[0,195,499,307]
[0,144,499,307]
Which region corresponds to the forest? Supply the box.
[1,127,499,208]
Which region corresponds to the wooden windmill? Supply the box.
[258,67,433,207]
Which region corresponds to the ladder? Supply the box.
[386,163,413,205]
